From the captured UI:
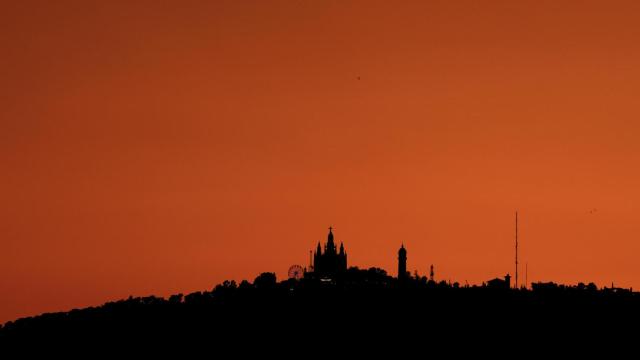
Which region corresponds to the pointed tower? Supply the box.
[313,242,322,274]
[325,226,336,254]
[398,244,407,279]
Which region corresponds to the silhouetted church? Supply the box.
[312,227,347,278]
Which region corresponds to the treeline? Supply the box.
[1,267,638,349]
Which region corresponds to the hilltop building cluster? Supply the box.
[307,227,409,280]
[306,227,511,287]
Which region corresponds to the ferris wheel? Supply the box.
[288,265,304,280]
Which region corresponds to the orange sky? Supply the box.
[3,0,640,323]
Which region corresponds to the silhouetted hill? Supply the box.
[1,267,638,352]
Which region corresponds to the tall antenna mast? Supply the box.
[515,211,519,289]
[525,262,528,290]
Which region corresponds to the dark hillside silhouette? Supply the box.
[2,229,638,352]
[2,267,639,351]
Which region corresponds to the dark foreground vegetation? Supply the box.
[2,267,638,351]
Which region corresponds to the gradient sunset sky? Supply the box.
[3,0,640,323]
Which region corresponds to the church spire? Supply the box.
[325,226,336,254]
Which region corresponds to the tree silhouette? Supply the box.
[1,267,637,352]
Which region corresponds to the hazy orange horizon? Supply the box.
[3,0,640,323]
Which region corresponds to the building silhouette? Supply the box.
[398,244,407,279]
[312,227,347,278]
[487,274,511,289]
